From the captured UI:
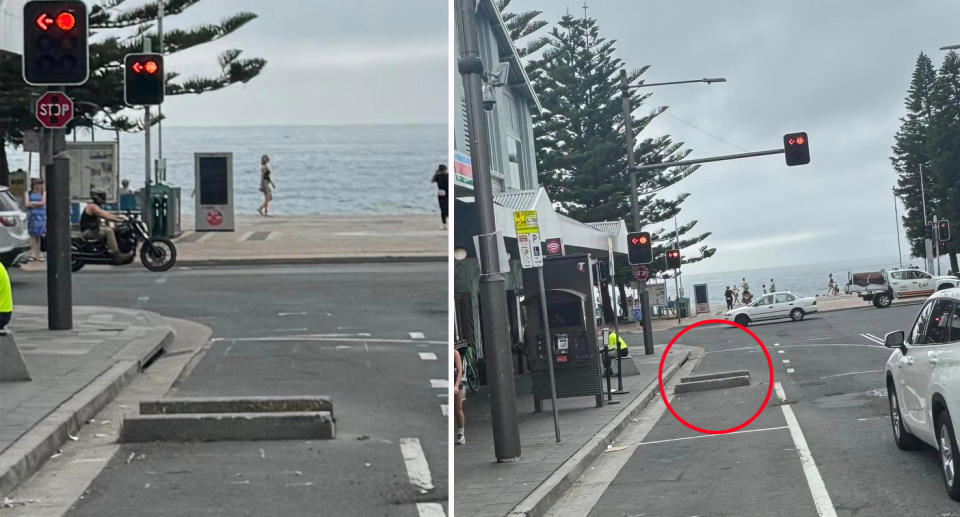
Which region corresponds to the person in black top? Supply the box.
[724,286,734,310]
[431,164,449,229]
[81,189,133,264]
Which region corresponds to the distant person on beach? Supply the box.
[741,278,749,293]
[742,289,753,304]
[732,285,740,305]
[431,164,449,229]
[257,154,276,217]
[24,178,45,262]
[769,279,776,292]
[762,284,767,294]
[724,286,734,310]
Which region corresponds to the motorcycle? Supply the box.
[71,214,177,272]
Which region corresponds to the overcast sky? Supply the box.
[511,0,960,274]
[112,0,447,126]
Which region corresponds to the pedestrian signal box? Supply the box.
[665,249,681,269]
[627,232,652,265]
[783,132,810,166]
[940,220,950,242]
[22,1,88,85]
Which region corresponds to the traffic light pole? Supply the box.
[935,215,941,276]
[620,70,655,357]
[630,148,786,172]
[456,0,521,463]
[43,125,72,330]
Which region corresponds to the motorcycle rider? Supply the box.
[80,189,134,264]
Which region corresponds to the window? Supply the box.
[917,271,932,280]
[910,300,938,345]
[775,294,794,303]
[923,300,953,345]
[890,271,903,280]
[757,295,774,306]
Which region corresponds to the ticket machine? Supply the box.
[194,152,235,232]
[522,254,604,410]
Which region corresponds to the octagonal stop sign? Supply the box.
[35,91,74,129]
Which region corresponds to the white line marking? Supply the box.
[440,404,448,416]
[335,345,351,350]
[819,369,884,380]
[154,277,167,284]
[137,296,149,302]
[210,336,446,345]
[860,333,884,345]
[278,312,308,316]
[419,352,438,360]
[800,336,834,341]
[238,231,253,241]
[409,331,425,339]
[197,232,215,243]
[430,379,448,389]
[774,343,781,346]
[782,360,791,365]
[787,368,796,373]
[634,426,789,447]
[400,438,434,492]
[417,502,446,517]
[778,350,785,354]
[775,382,837,517]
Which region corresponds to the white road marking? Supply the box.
[335,345,351,350]
[278,312,308,316]
[137,296,149,302]
[819,369,884,380]
[417,502,447,517]
[775,382,837,517]
[782,360,791,365]
[210,336,446,345]
[800,336,834,341]
[774,343,781,346]
[860,333,884,345]
[238,231,254,241]
[440,404,448,416]
[400,438,434,492]
[409,331,425,339]
[154,277,167,284]
[778,350,785,354]
[787,368,796,373]
[430,379,448,389]
[633,426,789,447]
[419,352,438,360]
[197,232,214,243]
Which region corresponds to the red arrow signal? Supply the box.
[131,62,143,74]
[35,13,53,31]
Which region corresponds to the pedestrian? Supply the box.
[769,279,776,292]
[608,330,629,357]
[724,286,734,310]
[431,164,449,229]
[732,284,740,305]
[454,348,466,445]
[762,284,767,294]
[741,277,749,293]
[0,261,11,332]
[257,154,275,216]
[118,178,132,196]
[24,178,45,262]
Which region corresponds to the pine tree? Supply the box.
[0,0,266,180]
[927,51,960,273]
[892,52,936,259]
[496,0,550,60]
[529,15,714,299]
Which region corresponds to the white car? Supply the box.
[722,291,818,326]
[885,288,960,500]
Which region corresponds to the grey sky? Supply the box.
[129,0,447,126]
[512,0,960,274]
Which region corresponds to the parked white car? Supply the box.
[847,268,957,308]
[722,291,818,326]
[0,187,29,267]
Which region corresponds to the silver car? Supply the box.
[0,187,31,267]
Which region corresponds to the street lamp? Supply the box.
[620,69,726,355]
[940,45,960,50]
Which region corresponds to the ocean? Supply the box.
[658,254,946,307]
[6,124,446,216]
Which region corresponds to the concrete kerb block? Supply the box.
[139,396,334,420]
[675,372,751,394]
[119,411,336,443]
[0,331,32,382]
[680,370,750,383]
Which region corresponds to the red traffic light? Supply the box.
[55,11,75,30]
[631,235,648,245]
[35,13,53,30]
[144,60,158,74]
[131,62,143,74]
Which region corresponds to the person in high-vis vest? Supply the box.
[607,330,628,357]
[0,262,12,332]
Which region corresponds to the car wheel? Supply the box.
[888,383,920,450]
[938,409,960,501]
[734,314,749,327]
[876,292,892,308]
[790,308,805,321]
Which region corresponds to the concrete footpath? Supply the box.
[454,344,691,517]
[173,214,446,266]
[0,306,174,499]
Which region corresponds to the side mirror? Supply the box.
[884,330,905,349]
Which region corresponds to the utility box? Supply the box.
[147,184,181,239]
[194,153,234,232]
[522,254,604,410]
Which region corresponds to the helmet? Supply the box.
[90,189,106,204]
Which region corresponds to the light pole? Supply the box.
[619,69,725,355]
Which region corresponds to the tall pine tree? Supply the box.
[529,14,714,314]
[892,52,936,259]
[927,51,960,273]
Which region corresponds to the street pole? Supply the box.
[674,213,681,325]
[608,238,627,394]
[143,38,152,203]
[456,0,521,462]
[620,69,655,356]
[894,190,903,269]
[157,0,164,177]
[536,266,560,442]
[44,123,71,330]
[935,215,942,276]
[920,164,932,274]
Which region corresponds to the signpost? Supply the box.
[514,210,560,442]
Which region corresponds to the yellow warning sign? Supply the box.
[513,210,540,234]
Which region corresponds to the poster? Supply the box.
[65,142,118,203]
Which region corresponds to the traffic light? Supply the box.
[22,1,88,85]
[940,220,950,242]
[665,249,681,270]
[124,53,165,106]
[627,232,652,265]
[783,132,810,166]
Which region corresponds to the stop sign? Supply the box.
[35,91,74,129]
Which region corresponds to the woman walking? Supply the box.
[24,178,45,262]
[257,154,276,216]
[431,164,449,229]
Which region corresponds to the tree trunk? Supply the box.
[617,283,629,321]
[0,133,9,187]
[600,281,615,324]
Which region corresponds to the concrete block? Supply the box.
[680,370,750,383]
[675,375,750,393]
[611,355,641,377]
[139,396,333,419]
[0,332,31,382]
[119,411,335,443]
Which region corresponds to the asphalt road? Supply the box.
[549,303,960,517]
[10,263,448,517]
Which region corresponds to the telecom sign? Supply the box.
[514,210,543,269]
[35,90,73,129]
